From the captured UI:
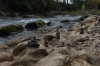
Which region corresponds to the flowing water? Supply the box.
[0,15,81,44]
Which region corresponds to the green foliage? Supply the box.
[9,0,32,13]
[45,0,55,11]
[73,4,79,11]
[31,0,46,13]
[1,0,100,14]
[8,0,56,13]
[81,4,85,11]
[36,20,45,27]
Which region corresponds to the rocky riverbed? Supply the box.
[0,15,80,44]
[0,15,100,66]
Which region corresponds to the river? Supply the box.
[0,15,81,44]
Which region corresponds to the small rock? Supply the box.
[60,19,70,23]
[27,40,40,48]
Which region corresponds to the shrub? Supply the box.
[81,4,85,11]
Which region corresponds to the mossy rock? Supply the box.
[60,19,70,23]
[46,22,52,26]
[0,24,24,37]
[77,15,89,22]
[25,20,45,29]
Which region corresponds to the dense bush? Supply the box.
[1,0,100,14]
[81,4,85,11]
[8,0,56,14]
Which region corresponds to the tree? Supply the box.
[81,4,85,10]
[31,0,46,13]
[9,0,32,13]
[66,0,68,4]
[85,0,98,9]
[97,0,100,9]
[45,0,55,11]
[63,0,66,4]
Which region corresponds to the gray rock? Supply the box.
[27,37,40,48]
[27,40,40,48]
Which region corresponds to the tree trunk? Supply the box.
[63,0,66,4]
[0,10,6,16]
[67,0,68,4]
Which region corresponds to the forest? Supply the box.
[0,0,100,14]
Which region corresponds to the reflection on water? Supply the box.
[0,15,81,44]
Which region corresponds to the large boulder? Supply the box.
[77,15,89,22]
[60,19,70,23]
[25,20,45,29]
[0,24,24,37]
[46,22,52,26]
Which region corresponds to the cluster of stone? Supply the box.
[44,37,49,47]
[61,42,65,47]
[80,28,84,34]
[27,37,40,48]
[56,29,60,39]
[28,29,61,48]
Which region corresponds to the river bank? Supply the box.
[1,10,100,17]
[0,15,100,66]
[0,15,80,44]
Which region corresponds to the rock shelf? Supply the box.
[0,15,100,66]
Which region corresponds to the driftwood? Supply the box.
[0,10,6,16]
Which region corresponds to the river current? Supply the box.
[0,15,81,44]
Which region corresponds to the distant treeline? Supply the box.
[0,0,100,14]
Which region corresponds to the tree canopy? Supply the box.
[0,0,100,14]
